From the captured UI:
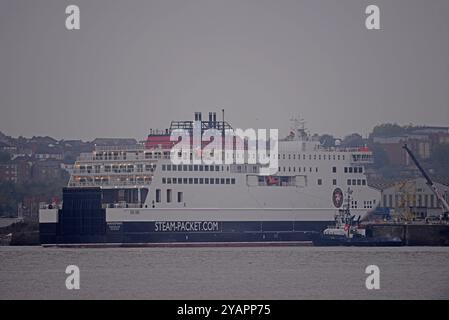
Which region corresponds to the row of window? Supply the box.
[162,164,224,172]
[76,176,152,183]
[93,151,171,161]
[162,164,357,175]
[155,189,183,203]
[161,176,366,187]
[145,152,170,160]
[78,164,156,174]
[94,153,128,161]
[162,152,346,162]
[280,167,318,173]
[347,179,367,186]
[318,179,339,186]
[93,150,352,163]
[163,163,262,174]
[103,164,156,173]
[162,177,236,185]
[363,200,375,209]
[279,166,364,175]
[279,154,345,161]
[344,167,363,173]
[347,199,375,209]
[89,163,364,176]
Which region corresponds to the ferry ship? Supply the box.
[39,112,380,245]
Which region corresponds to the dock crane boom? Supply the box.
[403,144,449,214]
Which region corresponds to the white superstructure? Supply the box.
[63,113,380,223]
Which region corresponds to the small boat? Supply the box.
[313,189,403,247]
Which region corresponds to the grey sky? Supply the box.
[1,0,448,141]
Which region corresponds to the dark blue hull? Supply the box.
[40,220,329,245]
[39,188,331,245]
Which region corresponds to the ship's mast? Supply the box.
[289,116,307,140]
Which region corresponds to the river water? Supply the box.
[0,246,448,299]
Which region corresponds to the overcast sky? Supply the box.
[1,0,448,141]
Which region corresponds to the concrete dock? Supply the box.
[366,223,449,246]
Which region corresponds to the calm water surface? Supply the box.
[1,246,448,299]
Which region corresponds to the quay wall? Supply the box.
[366,224,449,246]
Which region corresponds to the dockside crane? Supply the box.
[403,144,449,215]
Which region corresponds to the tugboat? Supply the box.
[313,189,403,247]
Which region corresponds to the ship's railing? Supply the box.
[39,202,145,210]
[77,152,169,162]
[350,153,374,163]
[78,154,147,161]
[148,128,170,135]
[316,146,372,153]
[71,168,155,174]
[102,203,145,209]
[68,180,151,187]
[94,144,145,152]
[257,181,297,187]
[39,203,62,210]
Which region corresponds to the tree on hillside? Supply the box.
[371,123,406,137]
[320,134,336,148]
[341,133,365,148]
[0,172,70,217]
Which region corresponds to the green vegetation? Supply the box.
[319,134,336,148]
[371,123,406,137]
[341,133,364,148]
[0,171,69,217]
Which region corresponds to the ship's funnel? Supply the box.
[194,112,202,122]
